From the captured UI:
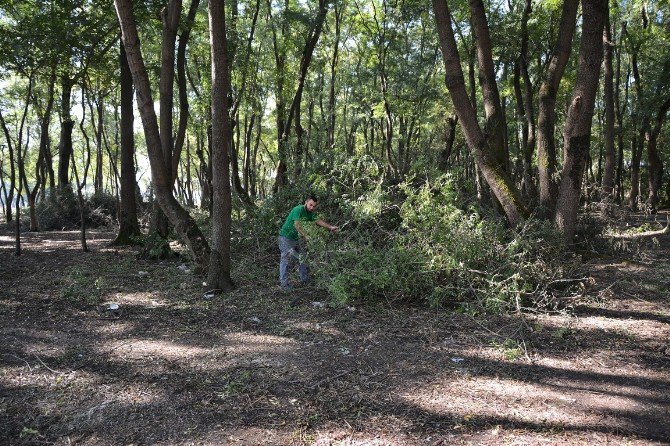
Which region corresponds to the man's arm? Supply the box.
[316,219,339,233]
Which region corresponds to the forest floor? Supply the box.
[1,212,669,446]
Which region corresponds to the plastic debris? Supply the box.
[450,357,465,363]
[138,271,149,277]
[249,317,261,324]
[311,301,324,308]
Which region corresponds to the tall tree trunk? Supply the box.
[113,39,141,245]
[93,96,105,194]
[281,0,329,180]
[518,0,536,199]
[150,0,182,238]
[57,76,75,190]
[114,0,211,270]
[327,1,343,150]
[629,38,648,211]
[614,24,629,204]
[647,97,670,210]
[207,0,234,292]
[602,12,616,199]
[469,0,508,173]
[173,0,200,185]
[0,112,16,224]
[268,0,289,190]
[26,67,56,232]
[536,0,579,215]
[554,0,607,243]
[432,0,527,227]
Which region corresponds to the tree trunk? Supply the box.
[92,95,105,195]
[113,39,141,245]
[469,0,508,173]
[114,0,211,270]
[602,13,616,199]
[327,2,343,150]
[536,0,579,215]
[0,110,16,224]
[518,0,536,200]
[554,0,607,243]
[268,0,289,190]
[614,25,629,204]
[629,40,648,211]
[432,0,527,227]
[280,0,329,179]
[647,97,670,210]
[207,0,235,292]
[57,76,75,190]
[173,0,200,186]
[438,115,458,172]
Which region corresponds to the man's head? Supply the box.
[305,194,318,212]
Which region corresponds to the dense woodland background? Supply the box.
[1,0,669,307]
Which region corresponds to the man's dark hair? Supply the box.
[306,194,319,203]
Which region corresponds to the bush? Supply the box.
[236,157,572,313]
[34,189,117,230]
[306,173,570,312]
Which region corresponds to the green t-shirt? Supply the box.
[279,204,317,240]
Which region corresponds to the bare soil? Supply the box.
[1,215,669,445]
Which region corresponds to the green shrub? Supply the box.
[237,158,571,313]
[35,189,117,230]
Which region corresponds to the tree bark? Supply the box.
[629,38,648,211]
[602,12,616,199]
[207,0,235,291]
[0,110,16,224]
[536,0,579,215]
[469,0,508,172]
[173,0,200,185]
[113,39,141,245]
[281,0,329,179]
[432,0,527,227]
[518,0,536,199]
[647,97,670,210]
[554,0,607,243]
[114,0,211,270]
[57,76,75,190]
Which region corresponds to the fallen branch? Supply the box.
[608,216,670,239]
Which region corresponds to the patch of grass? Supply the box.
[216,371,251,400]
[60,267,102,306]
[491,338,524,361]
[552,327,573,340]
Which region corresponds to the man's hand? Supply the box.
[329,226,339,233]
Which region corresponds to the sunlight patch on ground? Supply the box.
[284,320,344,336]
[399,374,654,435]
[107,339,211,361]
[103,291,167,308]
[193,332,303,371]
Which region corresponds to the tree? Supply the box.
[432,0,527,227]
[554,0,608,242]
[207,0,235,291]
[114,0,211,270]
[602,10,616,199]
[536,0,579,215]
[112,40,141,245]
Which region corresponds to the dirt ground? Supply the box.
[1,215,669,445]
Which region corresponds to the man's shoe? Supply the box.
[280,284,293,292]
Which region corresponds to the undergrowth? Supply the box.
[234,156,575,314]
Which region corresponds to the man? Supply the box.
[279,195,338,291]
